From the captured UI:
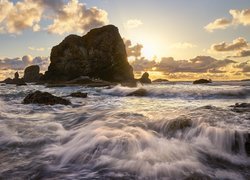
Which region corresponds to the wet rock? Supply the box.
[245,133,250,156]
[43,25,134,83]
[139,72,151,84]
[127,88,148,97]
[152,78,169,83]
[23,65,41,83]
[193,79,212,84]
[23,91,71,105]
[167,117,192,132]
[230,103,250,113]
[70,92,87,98]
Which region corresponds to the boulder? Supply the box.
[139,72,151,84]
[23,91,71,105]
[127,88,148,97]
[193,79,212,84]
[43,25,134,83]
[70,92,87,98]
[23,65,41,82]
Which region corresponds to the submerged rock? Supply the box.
[127,88,148,97]
[70,92,87,98]
[23,91,71,105]
[139,72,151,84]
[43,25,134,83]
[230,103,250,113]
[193,79,212,84]
[23,65,41,82]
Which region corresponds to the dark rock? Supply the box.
[1,72,26,86]
[193,79,212,84]
[127,88,148,97]
[23,65,41,82]
[139,72,151,84]
[245,133,250,156]
[230,103,250,113]
[152,78,169,83]
[23,91,71,105]
[43,25,134,83]
[70,92,87,98]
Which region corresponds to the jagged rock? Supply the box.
[1,72,26,86]
[127,88,148,97]
[152,78,169,83]
[43,25,134,82]
[139,72,151,84]
[193,79,212,84]
[70,92,87,98]
[23,65,41,82]
[23,91,71,105]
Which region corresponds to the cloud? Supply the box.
[233,61,250,72]
[124,19,143,29]
[130,57,156,71]
[0,55,49,70]
[211,37,248,52]
[47,0,108,35]
[204,18,231,32]
[124,39,144,59]
[171,42,197,49]
[0,0,108,35]
[28,47,45,51]
[205,8,250,32]
[234,49,250,57]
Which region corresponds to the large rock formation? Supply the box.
[43,25,134,82]
[23,65,41,83]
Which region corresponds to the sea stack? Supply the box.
[43,25,134,83]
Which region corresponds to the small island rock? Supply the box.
[23,65,41,83]
[193,79,212,84]
[139,72,151,84]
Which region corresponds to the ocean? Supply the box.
[0,81,249,179]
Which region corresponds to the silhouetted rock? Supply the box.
[139,72,151,84]
[23,65,41,82]
[70,92,87,98]
[152,78,169,83]
[44,25,134,83]
[127,88,148,97]
[23,91,71,105]
[193,79,212,84]
[245,133,250,156]
[1,72,26,86]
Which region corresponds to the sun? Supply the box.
[141,43,156,60]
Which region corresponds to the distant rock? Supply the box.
[152,78,169,83]
[127,88,148,97]
[193,79,212,84]
[23,65,41,83]
[23,91,71,105]
[139,72,151,84]
[241,79,250,81]
[70,92,87,98]
[1,72,26,86]
[43,25,134,83]
[230,103,250,113]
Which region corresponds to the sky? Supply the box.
[0,0,250,80]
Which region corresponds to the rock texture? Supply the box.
[70,92,88,98]
[230,103,250,113]
[193,79,212,84]
[44,25,134,82]
[23,91,71,105]
[127,88,148,97]
[139,72,151,84]
[23,65,41,82]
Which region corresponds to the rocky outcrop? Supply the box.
[23,91,71,105]
[23,65,41,82]
[127,88,148,97]
[152,79,169,83]
[139,72,151,84]
[1,72,26,86]
[193,79,212,84]
[70,92,87,98]
[43,25,134,83]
